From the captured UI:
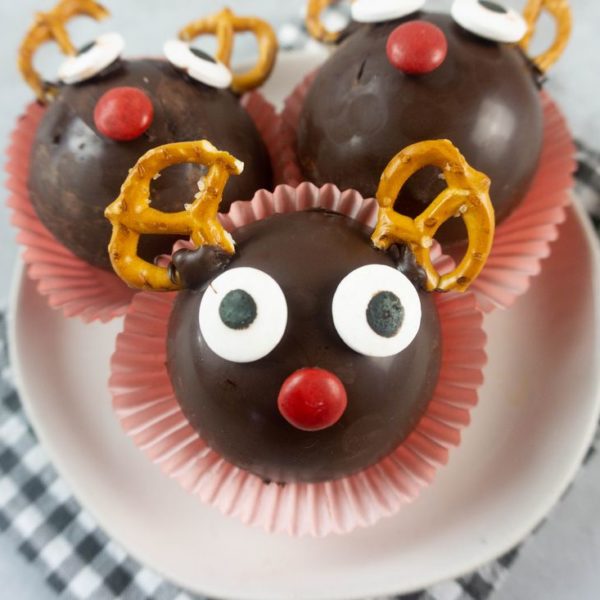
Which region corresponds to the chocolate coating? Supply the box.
[297,12,544,244]
[28,58,273,270]
[171,245,232,290]
[167,210,441,483]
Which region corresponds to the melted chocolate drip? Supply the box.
[388,243,428,289]
[171,245,232,289]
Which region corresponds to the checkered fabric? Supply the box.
[0,316,200,599]
[0,146,599,599]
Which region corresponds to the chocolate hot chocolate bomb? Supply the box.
[297,10,546,244]
[29,59,272,270]
[20,2,277,271]
[105,136,495,485]
[167,211,442,483]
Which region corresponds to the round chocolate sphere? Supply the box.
[297,12,543,244]
[28,58,273,270]
[167,210,441,484]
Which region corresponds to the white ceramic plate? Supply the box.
[8,203,600,600]
[8,49,600,599]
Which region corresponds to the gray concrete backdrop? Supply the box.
[0,1,599,599]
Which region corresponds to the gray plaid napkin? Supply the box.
[0,146,599,600]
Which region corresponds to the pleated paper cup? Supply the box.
[6,103,135,323]
[6,91,283,323]
[281,73,576,312]
[110,182,487,537]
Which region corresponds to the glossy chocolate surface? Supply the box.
[29,58,273,270]
[297,12,544,244]
[167,210,441,483]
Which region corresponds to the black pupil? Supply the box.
[190,47,217,64]
[77,41,96,55]
[219,289,257,330]
[478,0,508,14]
[366,291,404,338]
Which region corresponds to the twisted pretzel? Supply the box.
[519,0,572,73]
[105,141,243,291]
[306,0,344,43]
[18,0,109,102]
[372,140,495,293]
[178,8,278,94]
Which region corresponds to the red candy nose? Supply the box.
[386,21,448,75]
[278,368,348,431]
[94,86,154,141]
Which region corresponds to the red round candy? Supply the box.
[277,367,348,432]
[386,21,448,75]
[94,87,154,141]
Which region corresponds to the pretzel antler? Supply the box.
[306,0,345,43]
[178,8,278,94]
[18,0,109,102]
[105,141,243,291]
[519,0,572,73]
[372,140,495,293]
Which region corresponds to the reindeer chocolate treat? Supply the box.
[299,0,571,244]
[19,0,277,270]
[106,138,494,484]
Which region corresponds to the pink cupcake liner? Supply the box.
[6,91,283,323]
[110,183,487,537]
[6,103,135,323]
[280,72,576,312]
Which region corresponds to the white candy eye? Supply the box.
[58,32,124,84]
[199,267,287,363]
[332,264,421,358]
[351,0,425,24]
[163,39,232,89]
[451,0,528,43]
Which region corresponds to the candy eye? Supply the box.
[58,33,124,85]
[351,0,425,24]
[199,267,288,363]
[451,0,528,43]
[332,264,421,357]
[163,39,232,89]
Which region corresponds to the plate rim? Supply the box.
[7,202,600,600]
